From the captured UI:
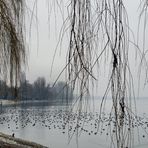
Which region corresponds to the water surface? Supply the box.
[0,98,147,148]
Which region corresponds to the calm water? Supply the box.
[0,99,148,148]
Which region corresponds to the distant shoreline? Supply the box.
[0,99,72,108]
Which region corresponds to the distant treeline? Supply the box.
[0,73,73,102]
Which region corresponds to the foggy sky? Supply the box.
[25,0,148,97]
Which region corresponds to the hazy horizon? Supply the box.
[25,0,148,97]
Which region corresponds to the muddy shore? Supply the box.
[0,132,48,148]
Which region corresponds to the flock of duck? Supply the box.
[0,106,147,139]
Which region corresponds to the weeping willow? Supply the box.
[1,0,147,148]
[48,0,148,147]
[66,0,136,148]
[0,0,25,93]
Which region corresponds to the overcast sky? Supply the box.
[25,0,148,97]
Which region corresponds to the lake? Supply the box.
[0,98,147,148]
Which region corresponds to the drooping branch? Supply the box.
[0,0,26,90]
[66,0,135,147]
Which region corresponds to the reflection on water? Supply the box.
[0,99,147,148]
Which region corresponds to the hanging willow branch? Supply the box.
[102,1,131,147]
[65,0,136,148]
[0,0,26,93]
[138,0,148,85]
[67,0,94,93]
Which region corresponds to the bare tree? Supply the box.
[33,77,47,100]
[0,0,26,92]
